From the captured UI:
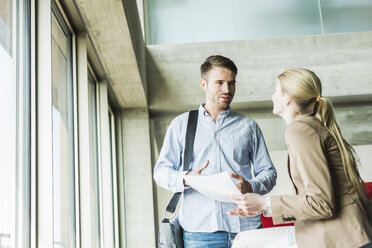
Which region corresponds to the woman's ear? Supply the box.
[284,93,292,106]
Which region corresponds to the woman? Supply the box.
[228,68,372,248]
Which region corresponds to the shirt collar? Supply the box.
[199,104,232,119]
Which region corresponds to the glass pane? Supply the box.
[146,0,322,44]
[0,0,15,247]
[234,0,322,40]
[108,111,118,247]
[88,73,100,248]
[109,111,120,248]
[0,0,12,53]
[51,13,76,248]
[108,111,115,243]
[321,0,372,33]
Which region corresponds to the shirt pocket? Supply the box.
[232,136,250,165]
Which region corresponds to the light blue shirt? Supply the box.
[154,104,277,233]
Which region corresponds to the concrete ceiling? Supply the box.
[74,0,147,108]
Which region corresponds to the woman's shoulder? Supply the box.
[285,116,326,143]
[288,115,327,131]
[286,115,316,133]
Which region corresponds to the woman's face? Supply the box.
[272,80,286,116]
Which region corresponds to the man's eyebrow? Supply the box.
[214,80,236,83]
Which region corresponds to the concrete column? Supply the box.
[119,109,156,248]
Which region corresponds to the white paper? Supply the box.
[184,171,242,202]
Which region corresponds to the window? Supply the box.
[51,5,76,248]
[88,71,101,247]
[1,1,124,247]
[96,82,118,247]
[322,0,372,33]
[108,109,119,248]
[0,0,15,247]
[146,0,372,44]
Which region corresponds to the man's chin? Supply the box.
[219,102,231,109]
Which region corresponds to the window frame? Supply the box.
[35,0,78,246]
[15,0,32,246]
[51,2,77,247]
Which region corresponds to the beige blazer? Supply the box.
[271,115,372,248]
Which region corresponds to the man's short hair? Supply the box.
[200,55,238,79]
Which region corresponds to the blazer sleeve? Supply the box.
[271,121,335,225]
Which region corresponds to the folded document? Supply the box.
[184,171,241,202]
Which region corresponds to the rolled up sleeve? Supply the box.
[153,117,187,193]
[248,123,277,194]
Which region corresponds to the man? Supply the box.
[154,55,277,248]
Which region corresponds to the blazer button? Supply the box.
[291,217,296,221]
[283,217,289,221]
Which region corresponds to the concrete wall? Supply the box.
[151,106,372,154]
[147,32,372,113]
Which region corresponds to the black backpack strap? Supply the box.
[165,110,198,214]
[183,110,198,172]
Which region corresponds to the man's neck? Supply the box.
[203,104,227,122]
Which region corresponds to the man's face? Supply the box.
[200,66,236,111]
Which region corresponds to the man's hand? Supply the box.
[227,193,266,218]
[183,160,209,187]
[231,174,252,194]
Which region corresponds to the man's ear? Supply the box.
[200,79,206,89]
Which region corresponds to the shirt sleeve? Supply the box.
[153,116,188,193]
[270,121,335,225]
[247,122,277,194]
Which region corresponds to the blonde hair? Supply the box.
[278,68,369,201]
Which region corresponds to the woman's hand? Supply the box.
[227,193,266,218]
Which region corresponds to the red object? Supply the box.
[261,182,372,229]
[364,182,372,199]
[261,214,294,228]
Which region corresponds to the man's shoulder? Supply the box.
[175,111,190,119]
[169,111,192,128]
